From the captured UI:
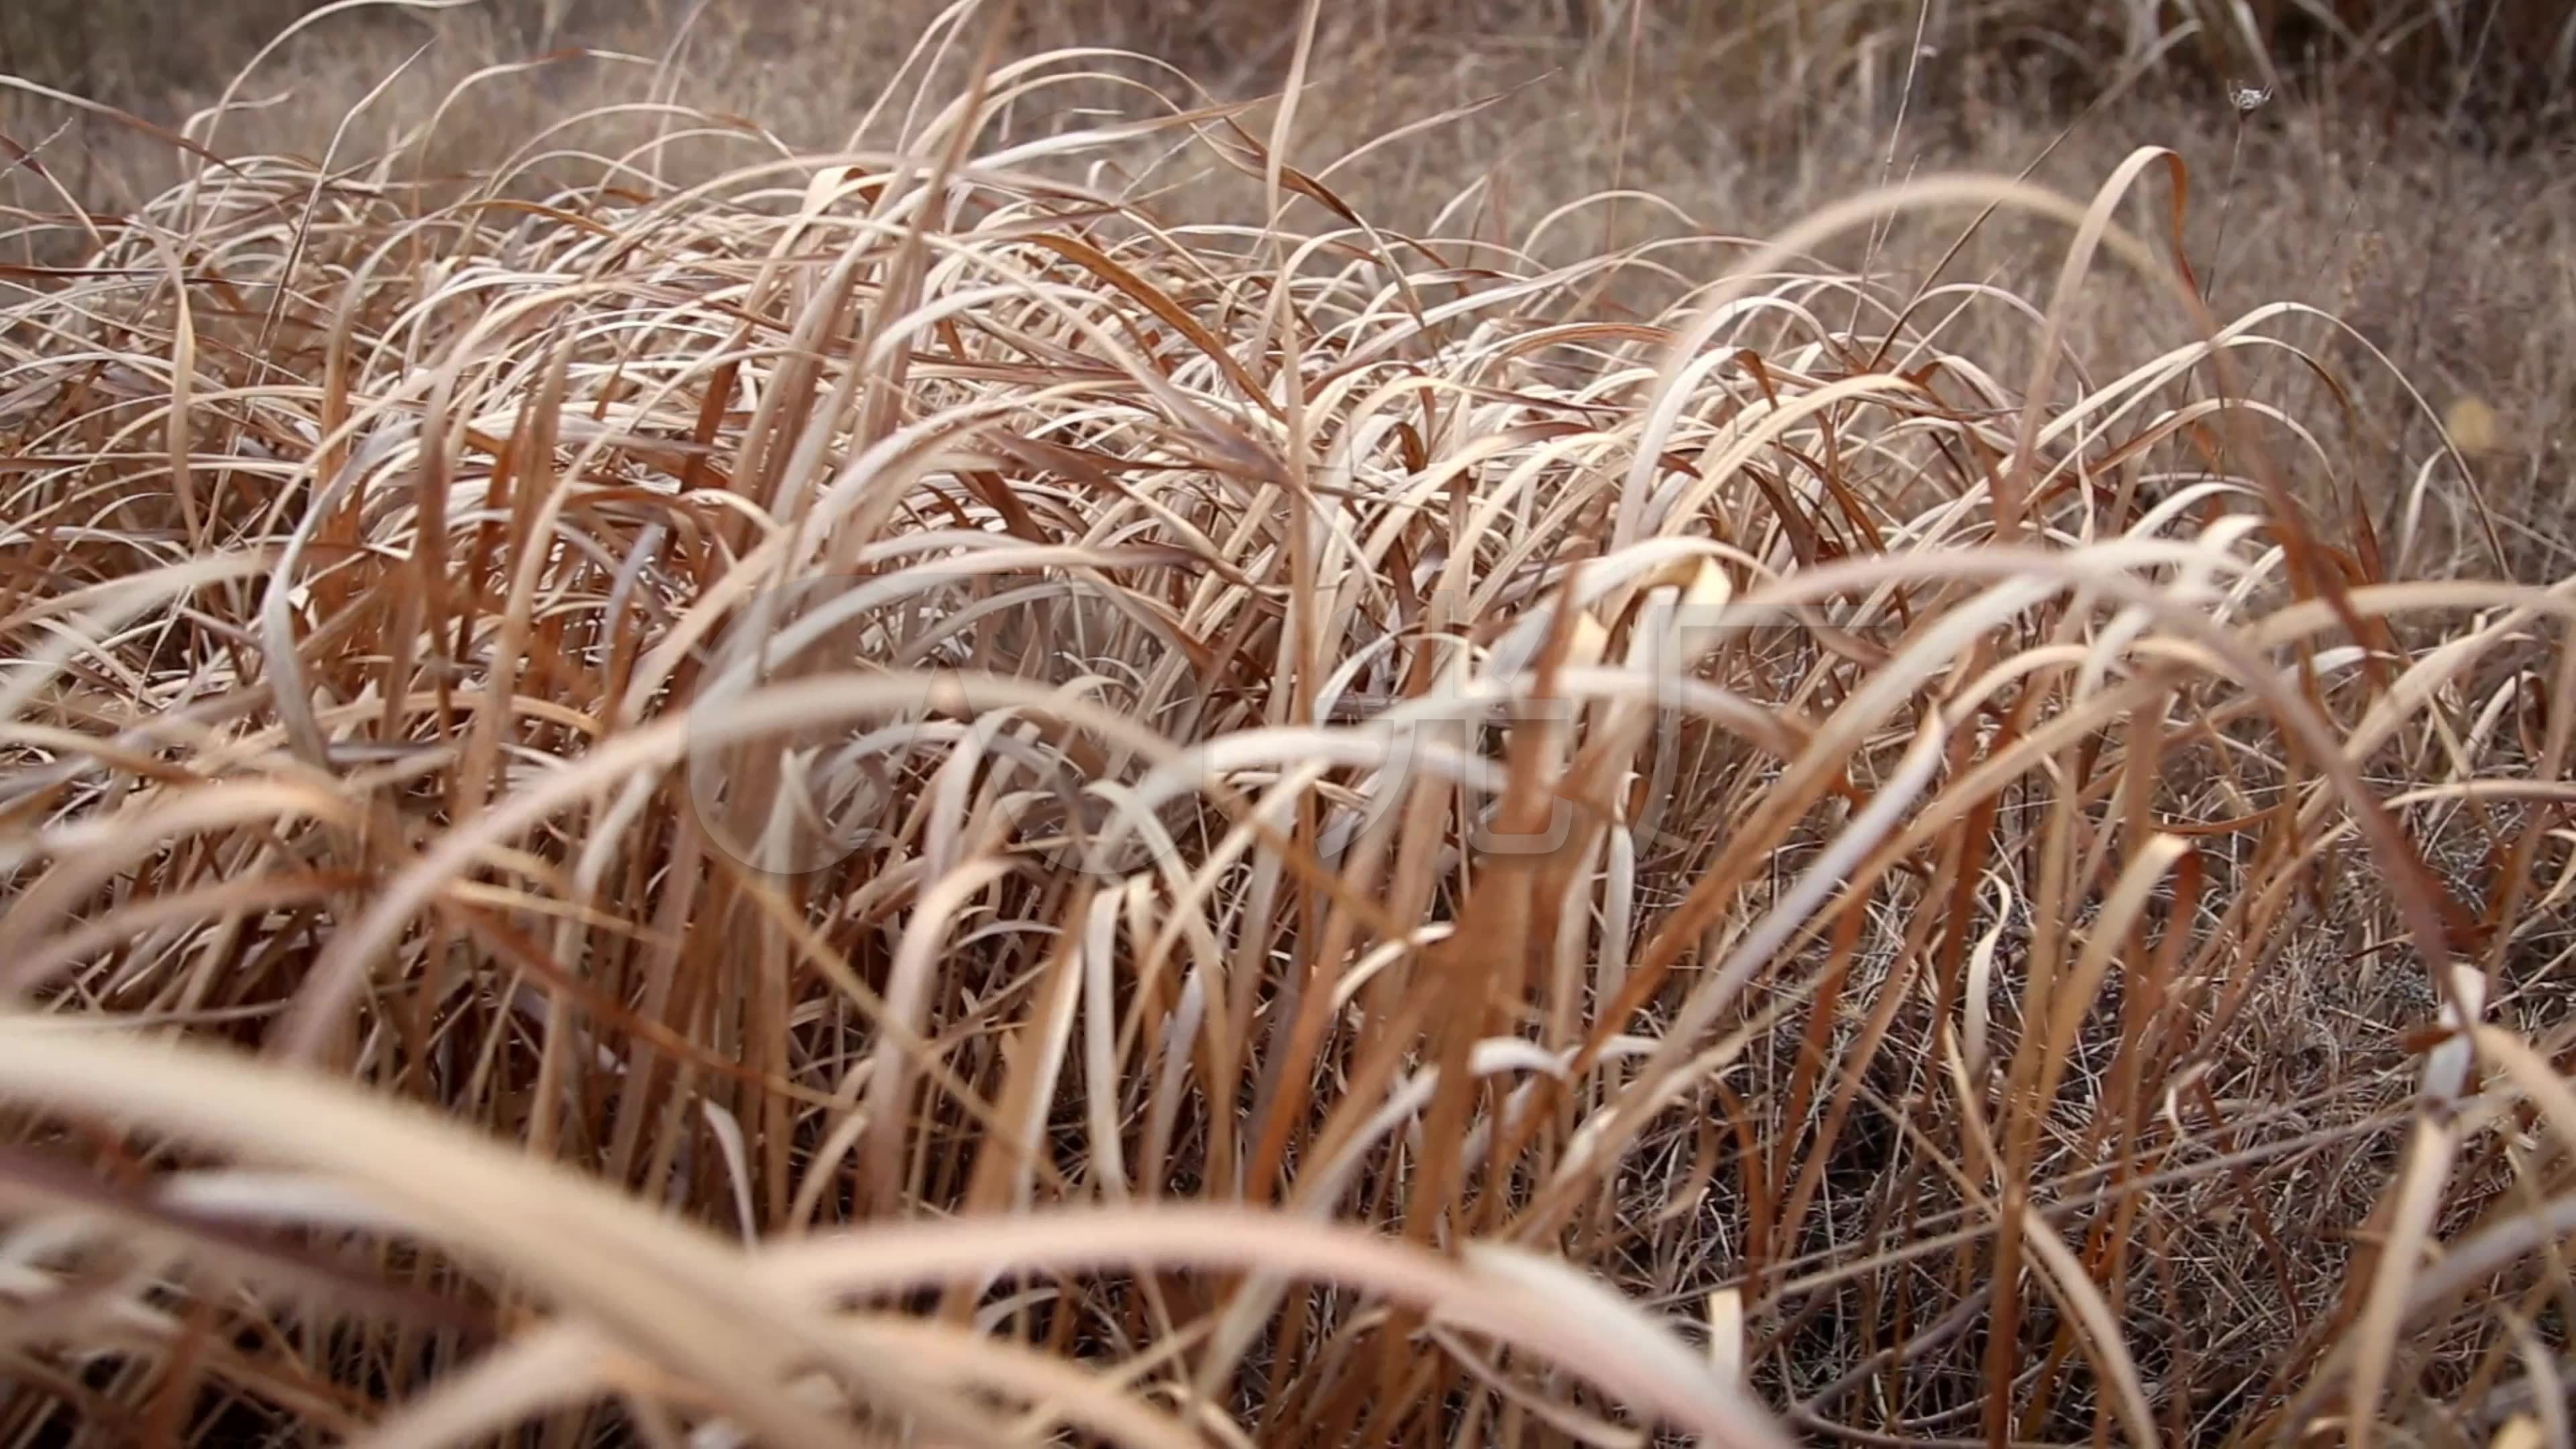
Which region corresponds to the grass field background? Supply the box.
[9,1,2572,565]
[2,2,2574,1446]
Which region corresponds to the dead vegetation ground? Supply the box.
[8,1,2571,566]
[1,3,2574,1447]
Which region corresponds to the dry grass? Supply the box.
[3,3,2575,1446]
[10,0,2571,554]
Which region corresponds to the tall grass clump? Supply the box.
[2,5,2573,1446]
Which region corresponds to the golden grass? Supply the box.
[2,4,2575,1446]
